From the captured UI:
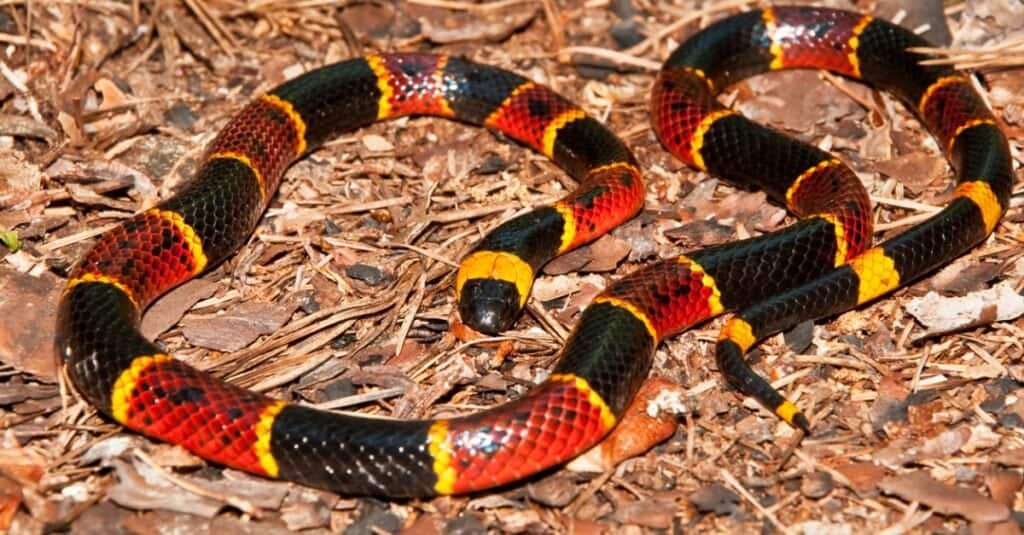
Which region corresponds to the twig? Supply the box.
[557,46,661,71]
[38,224,120,252]
[394,271,427,359]
[719,468,793,535]
[539,0,564,50]
[0,31,54,50]
[404,0,533,12]
[182,0,237,55]
[311,387,407,410]
[623,0,751,56]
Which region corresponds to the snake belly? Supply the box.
[56,6,1013,498]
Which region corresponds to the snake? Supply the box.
[57,6,1013,497]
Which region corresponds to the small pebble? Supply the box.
[346,263,388,286]
[344,509,401,535]
[1000,412,1022,429]
[688,483,739,515]
[323,218,342,235]
[784,320,814,354]
[609,0,636,19]
[323,378,356,401]
[164,104,198,130]
[299,294,320,314]
[575,62,615,80]
[474,154,510,175]
[610,20,645,49]
[801,471,834,499]
[446,514,487,535]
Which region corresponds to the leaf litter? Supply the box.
[0,0,1020,533]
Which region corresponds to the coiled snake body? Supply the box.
[57,7,1012,497]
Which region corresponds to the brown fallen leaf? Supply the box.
[991,448,1024,467]
[544,235,631,275]
[973,471,1024,535]
[831,461,888,496]
[140,279,219,338]
[878,471,1010,523]
[986,470,1022,506]
[527,475,580,508]
[0,431,46,532]
[181,301,298,352]
[611,497,677,529]
[928,257,1003,294]
[579,234,631,272]
[106,457,222,517]
[870,151,948,194]
[419,8,538,44]
[0,267,62,380]
[905,282,1024,340]
[567,378,687,473]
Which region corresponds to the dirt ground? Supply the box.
[1,0,1023,533]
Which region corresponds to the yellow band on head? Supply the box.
[456,251,534,308]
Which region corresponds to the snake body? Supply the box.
[57,6,1012,497]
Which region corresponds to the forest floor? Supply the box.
[1,0,1023,533]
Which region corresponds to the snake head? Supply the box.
[457,278,521,335]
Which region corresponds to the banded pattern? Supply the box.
[644,6,1011,430]
[58,53,642,496]
[56,5,1014,499]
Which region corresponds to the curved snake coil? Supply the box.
[57,6,1013,497]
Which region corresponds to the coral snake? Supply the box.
[57,6,1013,497]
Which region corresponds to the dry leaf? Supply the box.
[878,471,1009,523]
[906,282,1024,338]
[568,378,687,472]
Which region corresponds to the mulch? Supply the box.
[1,0,1023,533]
